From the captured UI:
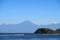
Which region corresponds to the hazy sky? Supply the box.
[0,0,60,25]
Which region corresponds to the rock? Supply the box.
[55,28,60,33]
[34,28,54,34]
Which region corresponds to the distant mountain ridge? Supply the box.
[40,23,60,30]
[0,21,60,33]
[0,21,39,33]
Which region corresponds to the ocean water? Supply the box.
[0,38,60,40]
[0,34,60,40]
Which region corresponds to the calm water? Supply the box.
[0,38,60,40]
[0,34,60,40]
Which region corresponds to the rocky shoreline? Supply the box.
[34,28,60,34]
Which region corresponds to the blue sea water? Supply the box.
[0,38,60,40]
[0,34,60,40]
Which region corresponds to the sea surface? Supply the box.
[0,33,60,40]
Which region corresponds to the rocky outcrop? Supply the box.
[34,28,60,34]
[34,28,54,34]
[55,28,60,33]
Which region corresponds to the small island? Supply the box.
[34,28,60,34]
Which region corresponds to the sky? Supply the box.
[0,0,60,25]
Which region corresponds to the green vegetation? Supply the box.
[34,28,60,34]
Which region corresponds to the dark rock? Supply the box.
[56,28,60,33]
[34,28,54,34]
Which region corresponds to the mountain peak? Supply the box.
[22,20,32,23]
[18,20,35,25]
[21,20,31,23]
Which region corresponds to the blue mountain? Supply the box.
[0,21,38,33]
[0,21,60,33]
[40,23,60,30]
